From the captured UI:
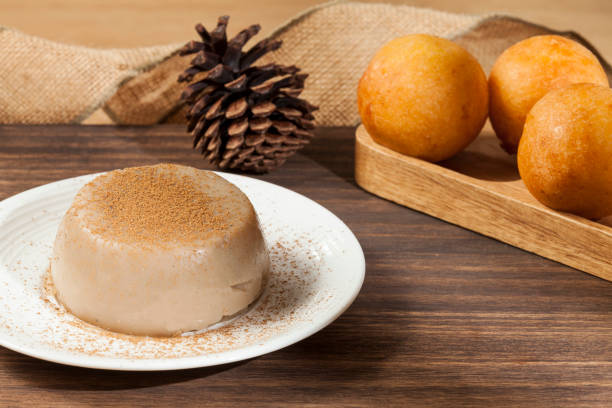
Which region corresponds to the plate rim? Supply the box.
[0,171,365,371]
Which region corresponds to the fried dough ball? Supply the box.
[518,83,612,219]
[489,35,608,154]
[358,34,488,162]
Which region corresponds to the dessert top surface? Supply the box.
[70,163,252,247]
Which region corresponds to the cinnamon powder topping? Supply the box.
[78,164,229,246]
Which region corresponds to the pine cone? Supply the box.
[178,16,318,173]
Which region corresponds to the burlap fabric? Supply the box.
[1,1,611,126]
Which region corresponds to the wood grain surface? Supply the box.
[355,125,612,280]
[0,125,611,407]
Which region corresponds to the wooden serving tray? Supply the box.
[354,125,612,281]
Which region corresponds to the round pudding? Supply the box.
[50,163,269,336]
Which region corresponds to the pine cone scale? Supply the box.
[250,118,272,133]
[239,39,282,71]
[251,101,275,117]
[226,98,248,119]
[228,117,249,137]
[225,135,244,150]
[204,118,221,139]
[195,23,211,43]
[245,133,265,147]
[191,51,220,69]
[204,95,227,120]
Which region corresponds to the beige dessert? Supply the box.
[50,163,269,336]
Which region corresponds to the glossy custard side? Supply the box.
[50,164,269,336]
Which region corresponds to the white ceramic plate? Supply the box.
[0,172,365,371]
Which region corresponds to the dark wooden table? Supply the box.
[0,125,610,407]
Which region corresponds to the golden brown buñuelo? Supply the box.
[489,35,609,154]
[518,83,612,220]
[358,34,488,162]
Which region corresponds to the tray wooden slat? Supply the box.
[355,125,612,280]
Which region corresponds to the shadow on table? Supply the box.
[275,252,406,383]
[1,349,247,391]
[299,127,357,185]
[440,129,520,182]
[1,318,399,392]
[282,326,403,383]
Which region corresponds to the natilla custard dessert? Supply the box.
[50,163,269,336]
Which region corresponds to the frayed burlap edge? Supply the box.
[0,23,181,124]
